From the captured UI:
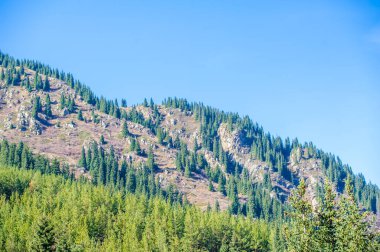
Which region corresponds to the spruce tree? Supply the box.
[218,173,226,196]
[45,94,52,118]
[60,93,65,109]
[316,180,337,251]
[121,98,127,107]
[51,159,60,175]
[208,180,214,192]
[25,76,32,91]
[156,128,164,145]
[214,200,220,212]
[184,160,191,177]
[134,139,141,155]
[228,178,239,215]
[284,179,317,251]
[78,147,87,169]
[175,153,182,172]
[146,147,155,172]
[129,138,136,152]
[121,121,129,138]
[335,176,377,252]
[100,135,105,145]
[43,76,50,91]
[126,171,136,193]
[32,96,41,119]
[143,98,148,107]
[149,98,154,108]
[33,72,42,90]
[67,98,75,113]
[31,216,56,251]
[77,110,84,121]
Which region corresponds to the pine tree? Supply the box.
[335,176,377,252]
[218,173,226,196]
[25,76,32,91]
[121,121,129,138]
[43,76,50,91]
[79,147,87,169]
[60,93,65,109]
[32,96,41,119]
[156,128,164,144]
[196,153,204,169]
[143,98,148,107]
[228,178,239,215]
[113,107,121,119]
[126,171,136,193]
[33,72,42,90]
[121,99,127,107]
[31,216,56,251]
[77,110,84,121]
[246,188,255,219]
[51,159,60,175]
[316,180,337,251]
[45,94,52,118]
[206,203,212,212]
[193,139,198,152]
[100,135,105,145]
[175,153,182,172]
[208,180,214,192]
[284,179,317,251]
[184,160,191,178]
[21,146,31,169]
[135,140,141,156]
[146,147,155,172]
[214,200,220,212]
[67,98,75,113]
[149,98,154,108]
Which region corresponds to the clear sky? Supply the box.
[1,0,379,185]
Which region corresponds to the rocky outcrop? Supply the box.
[218,123,250,155]
[289,152,324,209]
[17,110,30,131]
[29,118,42,135]
[3,114,14,129]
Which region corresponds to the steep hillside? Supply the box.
[0,51,379,219]
[0,67,230,210]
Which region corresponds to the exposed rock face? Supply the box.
[16,104,33,130]
[17,110,29,131]
[4,114,14,129]
[218,123,262,178]
[289,148,324,209]
[206,124,299,203]
[100,120,108,128]
[66,121,75,128]
[29,118,42,135]
[218,124,249,155]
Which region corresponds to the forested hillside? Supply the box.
[0,158,378,251]
[0,50,379,251]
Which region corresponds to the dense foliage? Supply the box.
[0,161,378,251]
[0,167,274,251]
[283,178,379,251]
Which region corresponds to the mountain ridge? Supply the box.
[0,50,379,218]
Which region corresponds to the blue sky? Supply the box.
[1,0,379,185]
